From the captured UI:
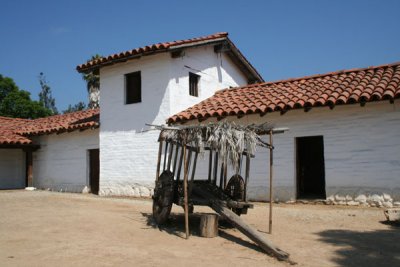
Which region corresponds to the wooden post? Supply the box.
[213,152,219,185]
[163,142,169,172]
[156,140,163,181]
[199,213,219,238]
[172,145,179,175]
[167,143,174,171]
[269,132,273,234]
[183,145,190,239]
[188,150,198,196]
[176,145,184,181]
[208,150,213,182]
[244,154,250,201]
[26,149,33,187]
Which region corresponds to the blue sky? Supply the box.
[1,0,400,111]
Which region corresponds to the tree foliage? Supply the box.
[62,101,86,114]
[82,54,101,109]
[38,72,58,115]
[0,74,52,119]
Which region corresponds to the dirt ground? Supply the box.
[0,191,399,267]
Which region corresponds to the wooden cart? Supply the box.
[150,123,290,261]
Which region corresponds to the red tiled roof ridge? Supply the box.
[77,32,228,71]
[215,61,400,95]
[32,108,99,121]
[0,116,32,122]
[0,109,100,145]
[168,60,400,124]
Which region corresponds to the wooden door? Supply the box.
[89,149,100,195]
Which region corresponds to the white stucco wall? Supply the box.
[194,100,400,202]
[32,129,99,192]
[99,46,248,196]
[0,149,25,189]
[168,46,248,115]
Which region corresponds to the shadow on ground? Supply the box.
[317,223,400,267]
[141,212,263,253]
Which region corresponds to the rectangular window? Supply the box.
[189,72,200,97]
[125,71,141,104]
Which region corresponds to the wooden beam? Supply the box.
[183,145,190,239]
[171,50,185,58]
[214,43,231,53]
[0,144,40,150]
[192,184,290,261]
[269,132,273,234]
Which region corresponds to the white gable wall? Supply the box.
[168,46,248,115]
[191,100,400,204]
[99,46,248,196]
[0,149,25,189]
[32,129,99,192]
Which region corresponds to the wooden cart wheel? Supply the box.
[153,170,175,224]
[225,174,245,215]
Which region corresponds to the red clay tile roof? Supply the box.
[168,62,400,124]
[0,117,33,145]
[0,109,99,146]
[76,32,263,83]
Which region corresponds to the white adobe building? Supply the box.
[1,32,399,208]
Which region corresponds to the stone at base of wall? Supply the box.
[99,181,154,197]
[324,193,400,207]
[35,184,87,193]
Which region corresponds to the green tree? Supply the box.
[0,74,52,119]
[0,74,19,103]
[63,101,86,114]
[82,54,101,109]
[38,72,58,115]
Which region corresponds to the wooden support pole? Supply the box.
[244,154,250,201]
[163,142,169,172]
[219,161,224,189]
[172,145,179,174]
[167,143,174,171]
[188,151,198,196]
[177,145,184,181]
[183,145,190,239]
[25,150,33,187]
[223,159,228,188]
[156,140,163,181]
[208,150,213,182]
[213,152,219,185]
[269,132,273,234]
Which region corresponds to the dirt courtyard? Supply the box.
[0,191,399,267]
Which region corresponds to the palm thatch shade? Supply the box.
[153,122,273,172]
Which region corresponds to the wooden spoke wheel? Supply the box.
[153,170,175,224]
[225,174,245,215]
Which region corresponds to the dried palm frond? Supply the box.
[154,122,273,171]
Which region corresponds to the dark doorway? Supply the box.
[89,149,100,195]
[296,136,326,199]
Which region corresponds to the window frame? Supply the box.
[189,72,200,97]
[125,71,142,104]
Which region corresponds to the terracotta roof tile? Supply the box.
[168,62,400,124]
[76,32,264,83]
[0,109,99,146]
[77,32,228,72]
